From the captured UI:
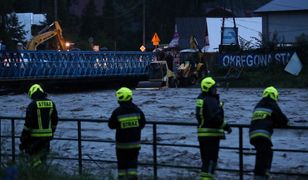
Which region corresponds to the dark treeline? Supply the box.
[0,0,270,50]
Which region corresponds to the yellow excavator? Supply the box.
[176,48,205,86]
[176,36,206,86]
[26,21,69,50]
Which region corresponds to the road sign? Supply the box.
[152,33,160,46]
[140,45,146,52]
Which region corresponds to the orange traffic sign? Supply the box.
[152,33,160,46]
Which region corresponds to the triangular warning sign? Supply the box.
[152,33,160,46]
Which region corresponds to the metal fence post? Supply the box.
[11,119,16,162]
[239,127,243,180]
[153,123,157,179]
[77,120,82,175]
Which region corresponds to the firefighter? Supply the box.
[249,86,289,179]
[196,77,232,180]
[19,84,58,168]
[108,87,146,180]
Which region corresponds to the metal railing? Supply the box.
[0,50,152,80]
[0,116,308,179]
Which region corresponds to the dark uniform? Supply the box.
[20,84,58,167]
[196,77,231,179]
[249,94,288,179]
[109,87,146,179]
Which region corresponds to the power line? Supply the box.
[235,23,262,33]
[223,19,262,33]
[236,22,308,34]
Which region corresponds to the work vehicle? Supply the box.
[176,48,206,86]
[26,21,69,51]
[137,61,177,89]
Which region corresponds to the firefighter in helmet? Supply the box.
[196,77,232,179]
[19,84,58,167]
[108,87,146,179]
[249,86,289,179]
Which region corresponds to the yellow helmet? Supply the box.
[116,87,133,102]
[28,84,44,98]
[201,77,216,92]
[262,86,279,101]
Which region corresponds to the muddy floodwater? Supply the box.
[0,88,307,179]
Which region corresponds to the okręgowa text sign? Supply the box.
[219,51,294,67]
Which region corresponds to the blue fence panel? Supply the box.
[0,50,153,80]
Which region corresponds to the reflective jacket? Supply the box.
[249,97,288,144]
[23,95,58,138]
[20,92,58,152]
[108,101,146,149]
[196,92,230,140]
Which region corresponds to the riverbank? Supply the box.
[212,64,308,88]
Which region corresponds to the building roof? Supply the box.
[255,0,308,13]
[206,7,235,17]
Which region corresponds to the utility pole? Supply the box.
[54,0,58,21]
[142,0,145,46]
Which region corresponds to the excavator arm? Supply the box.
[26,21,69,51]
[26,31,57,50]
[54,21,67,50]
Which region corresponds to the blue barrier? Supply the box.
[0,50,153,80]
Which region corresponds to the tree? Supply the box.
[4,12,26,50]
[2,0,273,50]
[101,0,117,49]
[0,1,15,47]
[295,33,308,66]
[13,0,41,13]
[146,0,191,47]
[78,0,100,49]
[101,0,142,50]
[113,0,142,50]
[79,0,98,38]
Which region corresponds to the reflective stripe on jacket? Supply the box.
[249,129,272,140]
[26,100,57,138]
[195,93,226,139]
[249,98,289,142]
[197,127,224,138]
[249,107,273,140]
[116,141,141,149]
[108,102,146,147]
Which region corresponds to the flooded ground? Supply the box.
[0,88,307,179]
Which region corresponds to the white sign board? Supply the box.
[284,52,303,76]
[222,27,238,45]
